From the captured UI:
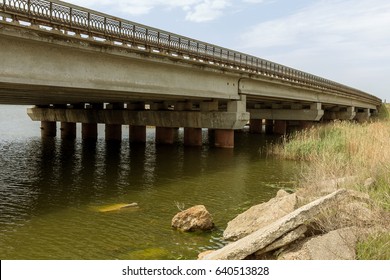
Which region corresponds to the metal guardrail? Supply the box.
[0,0,381,105]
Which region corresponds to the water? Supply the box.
[0,105,300,260]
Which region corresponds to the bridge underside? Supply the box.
[0,21,380,147]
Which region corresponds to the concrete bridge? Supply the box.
[0,0,382,147]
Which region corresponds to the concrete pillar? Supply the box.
[105,124,122,141]
[250,119,263,134]
[82,123,98,140]
[214,129,234,148]
[265,120,273,134]
[355,108,371,123]
[155,127,175,145]
[130,125,146,143]
[274,120,287,135]
[41,121,57,138]
[60,122,76,139]
[208,129,215,144]
[105,103,123,141]
[184,127,202,146]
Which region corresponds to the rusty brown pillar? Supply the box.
[250,119,263,134]
[105,124,122,141]
[82,123,98,140]
[130,125,146,143]
[274,120,287,135]
[265,119,274,134]
[214,129,234,148]
[184,127,202,146]
[41,121,57,138]
[60,122,76,139]
[155,127,175,145]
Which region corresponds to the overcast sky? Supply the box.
[66,0,390,101]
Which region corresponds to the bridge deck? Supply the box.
[0,0,381,108]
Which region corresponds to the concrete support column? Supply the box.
[355,108,371,123]
[250,119,263,134]
[184,127,202,146]
[82,103,102,140]
[105,103,123,141]
[41,121,57,138]
[265,120,274,134]
[214,129,234,149]
[155,127,175,145]
[127,102,146,143]
[274,120,287,135]
[82,123,98,140]
[105,124,122,141]
[60,122,76,139]
[130,125,146,143]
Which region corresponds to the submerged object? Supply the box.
[97,202,138,213]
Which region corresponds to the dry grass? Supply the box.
[269,120,390,210]
[267,115,390,259]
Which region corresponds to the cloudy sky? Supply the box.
[66,0,390,101]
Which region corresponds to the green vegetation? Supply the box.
[268,106,390,259]
[356,233,390,260]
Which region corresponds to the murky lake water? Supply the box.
[0,105,300,260]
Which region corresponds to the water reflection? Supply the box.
[0,129,301,259]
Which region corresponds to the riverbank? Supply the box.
[199,107,390,260]
[266,111,390,259]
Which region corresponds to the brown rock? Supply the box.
[278,227,359,260]
[171,205,214,232]
[203,189,348,260]
[276,189,290,198]
[223,193,298,241]
[198,250,215,260]
[255,225,307,257]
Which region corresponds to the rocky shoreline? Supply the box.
[177,178,389,260]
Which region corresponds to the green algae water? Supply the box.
[0,105,300,260]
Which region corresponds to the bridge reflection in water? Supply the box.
[0,125,301,259]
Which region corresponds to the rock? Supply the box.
[98,202,138,212]
[198,250,215,260]
[203,189,348,260]
[337,201,381,228]
[223,193,298,241]
[171,205,214,232]
[276,189,290,198]
[278,227,359,260]
[255,225,307,257]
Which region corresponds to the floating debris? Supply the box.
[97,202,138,213]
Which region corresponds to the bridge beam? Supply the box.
[323,106,356,120]
[248,103,324,121]
[27,108,249,130]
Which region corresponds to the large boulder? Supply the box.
[203,189,348,260]
[223,192,298,241]
[172,205,214,232]
[278,227,359,260]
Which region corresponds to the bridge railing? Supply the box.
[0,0,381,105]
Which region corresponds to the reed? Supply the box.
[268,108,390,259]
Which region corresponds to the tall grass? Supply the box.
[268,114,390,259]
[270,121,390,208]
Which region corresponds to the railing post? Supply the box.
[69,7,73,27]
